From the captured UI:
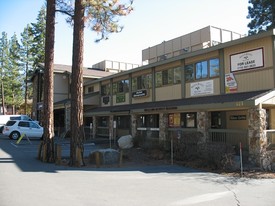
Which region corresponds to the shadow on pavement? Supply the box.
[0,136,203,175]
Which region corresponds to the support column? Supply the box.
[159,113,168,143]
[92,116,97,139]
[197,111,209,143]
[131,114,137,138]
[109,115,114,140]
[65,103,71,133]
[248,107,267,167]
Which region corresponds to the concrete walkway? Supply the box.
[0,136,275,206]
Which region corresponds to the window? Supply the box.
[196,61,208,80]
[113,79,129,94]
[116,116,130,129]
[209,58,219,77]
[132,74,151,91]
[185,64,194,82]
[174,67,181,84]
[180,112,197,128]
[87,86,94,93]
[18,121,29,127]
[155,72,162,87]
[138,114,159,128]
[156,68,178,87]
[101,84,110,96]
[98,117,108,127]
[185,58,220,82]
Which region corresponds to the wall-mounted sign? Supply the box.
[230,115,246,120]
[230,48,264,72]
[102,96,110,104]
[225,73,237,93]
[132,89,148,98]
[116,93,125,103]
[190,80,214,96]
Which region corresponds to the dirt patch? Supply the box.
[60,147,275,179]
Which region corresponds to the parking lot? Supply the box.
[1,135,275,206]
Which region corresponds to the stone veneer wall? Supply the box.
[247,107,275,170]
[159,113,168,142]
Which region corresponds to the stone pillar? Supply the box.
[92,116,97,139]
[109,115,114,140]
[197,111,208,143]
[65,104,71,132]
[248,107,267,167]
[159,113,168,142]
[131,114,137,138]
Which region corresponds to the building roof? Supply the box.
[53,64,113,78]
[85,89,273,115]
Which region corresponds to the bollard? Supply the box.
[95,151,100,168]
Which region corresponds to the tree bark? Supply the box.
[70,0,85,167]
[40,0,55,163]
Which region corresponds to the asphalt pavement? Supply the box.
[0,135,275,206]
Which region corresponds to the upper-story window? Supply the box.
[113,79,129,94]
[156,67,182,87]
[132,74,152,91]
[185,58,219,82]
[101,84,110,96]
[87,86,94,93]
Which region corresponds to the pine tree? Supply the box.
[56,0,133,166]
[6,33,24,114]
[247,0,275,35]
[29,6,46,69]
[0,32,9,114]
[21,25,34,114]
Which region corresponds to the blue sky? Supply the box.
[0,0,250,67]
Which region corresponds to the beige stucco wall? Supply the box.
[226,110,248,129]
[54,73,69,103]
[223,37,274,92]
[155,84,181,101]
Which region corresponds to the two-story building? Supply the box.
[82,26,275,170]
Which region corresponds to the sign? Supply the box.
[169,113,181,127]
[230,48,264,72]
[230,115,246,120]
[132,89,147,98]
[190,80,214,96]
[102,96,110,104]
[116,93,125,103]
[225,73,237,93]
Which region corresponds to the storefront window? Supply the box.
[116,116,130,129]
[138,114,159,128]
[181,112,197,128]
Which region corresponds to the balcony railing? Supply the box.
[208,129,248,149]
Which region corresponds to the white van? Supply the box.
[0,115,36,127]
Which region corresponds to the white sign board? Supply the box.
[230,48,264,72]
[190,80,214,97]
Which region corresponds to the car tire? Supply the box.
[10,131,20,140]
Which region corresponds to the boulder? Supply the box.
[118,135,133,149]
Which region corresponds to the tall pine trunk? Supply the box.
[40,0,55,162]
[70,0,85,167]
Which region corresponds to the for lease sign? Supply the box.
[230,48,264,72]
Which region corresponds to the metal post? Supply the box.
[240,142,243,177]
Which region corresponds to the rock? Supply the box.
[117,135,133,149]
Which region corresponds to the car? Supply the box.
[3,120,44,140]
